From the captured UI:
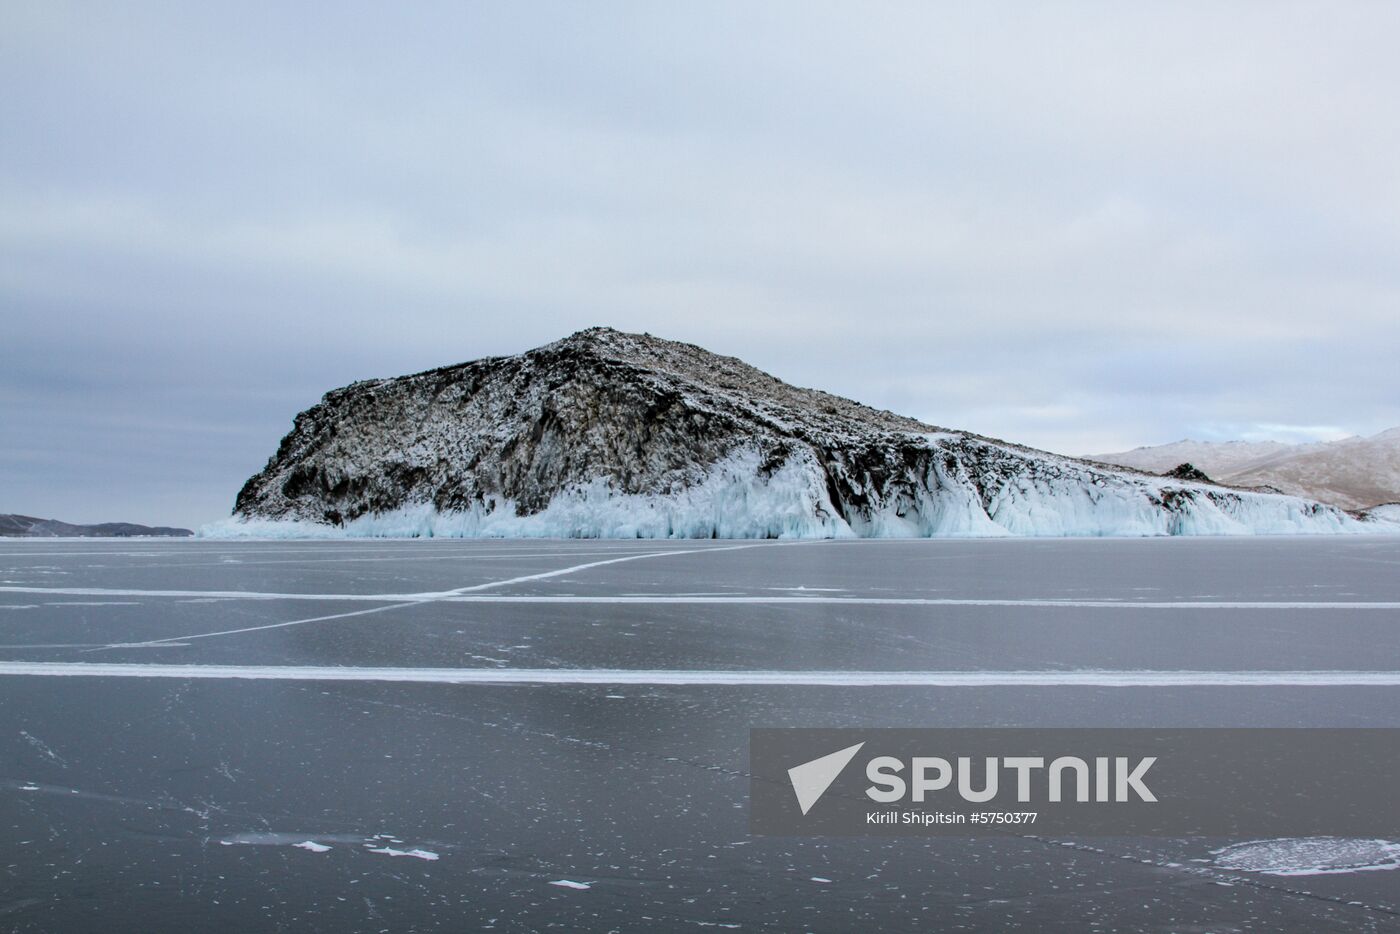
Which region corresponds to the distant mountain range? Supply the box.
[1089,428,1400,510]
[0,514,193,538]
[210,328,1391,538]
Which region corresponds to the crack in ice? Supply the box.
[87,542,768,649]
[5,663,1400,686]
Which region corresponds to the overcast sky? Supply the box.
[4,2,1399,528]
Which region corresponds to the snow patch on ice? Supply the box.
[219,831,375,852]
[1213,838,1400,875]
[365,846,439,860]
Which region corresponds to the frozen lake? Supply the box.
[3,537,1400,931]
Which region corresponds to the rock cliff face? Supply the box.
[222,329,1381,538]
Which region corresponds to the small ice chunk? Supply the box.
[810,876,832,883]
[295,841,331,852]
[549,879,592,890]
[366,846,439,861]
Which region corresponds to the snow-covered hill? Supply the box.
[1225,429,1400,510]
[1092,428,1400,510]
[209,329,1394,539]
[1085,440,1294,480]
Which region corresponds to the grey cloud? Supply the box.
[3,2,1398,526]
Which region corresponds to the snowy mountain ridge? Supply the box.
[211,329,1394,539]
[1091,428,1400,510]
[1085,439,1296,479]
[0,514,193,538]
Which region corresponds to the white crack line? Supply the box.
[4,664,1400,686]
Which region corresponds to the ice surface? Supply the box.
[7,535,1400,932]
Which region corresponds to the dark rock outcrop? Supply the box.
[1165,463,1212,483]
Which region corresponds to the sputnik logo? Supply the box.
[788,742,865,815]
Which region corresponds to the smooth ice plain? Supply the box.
[4,536,1400,931]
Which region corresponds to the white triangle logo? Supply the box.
[788,742,865,815]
